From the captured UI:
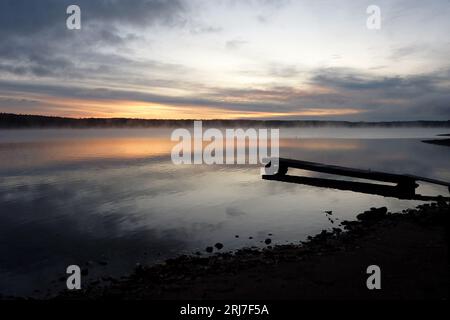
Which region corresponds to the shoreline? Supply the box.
[52,200,449,300]
[423,138,450,146]
[2,113,450,129]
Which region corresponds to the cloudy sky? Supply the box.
[0,0,449,120]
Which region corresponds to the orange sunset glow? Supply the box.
[4,94,363,120]
[1,0,448,121]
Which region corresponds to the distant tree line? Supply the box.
[1,113,449,128]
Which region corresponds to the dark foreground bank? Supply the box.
[52,200,449,300]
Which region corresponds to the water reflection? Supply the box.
[264,174,449,201]
[0,137,175,172]
[0,128,449,296]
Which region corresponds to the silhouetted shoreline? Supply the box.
[1,113,450,128]
[45,201,449,300]
[423,138,450,147]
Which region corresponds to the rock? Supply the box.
[265,238,272,245]
[206,246,214,253]
[102,276,114,282]
[214,243,224,250]
[235,235,239,238]
[357,207,387,221]
[249,236,253,239]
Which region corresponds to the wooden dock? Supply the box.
[263,158,450,194]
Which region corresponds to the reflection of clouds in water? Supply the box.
[1,131,449,296]
[0,173,197,296]
[282,139,450,181]
[189,222,226,233]
[226,207,246,217]
[280,139,362,151]
[0,137,175,173]
[0,161,245,295]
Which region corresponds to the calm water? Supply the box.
[0,127,449,296]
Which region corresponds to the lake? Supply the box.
[0,127,449,296]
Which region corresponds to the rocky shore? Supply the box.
[52,199,449,300]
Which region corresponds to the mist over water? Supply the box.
[0,127,449,296]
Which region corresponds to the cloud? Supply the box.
[310,67,448,96]
[390,44,427,61]
[225,39,248,50]
[267,64,300,78]
[0,0,186,38]
[0,0,188,82]
[0,79,286,113]
[189,24,222,34]
[308,67,450,120]
[0,0,449,121]
[225,207,246,217]
[2,66,448,120]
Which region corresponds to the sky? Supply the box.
[0,0,449,121]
